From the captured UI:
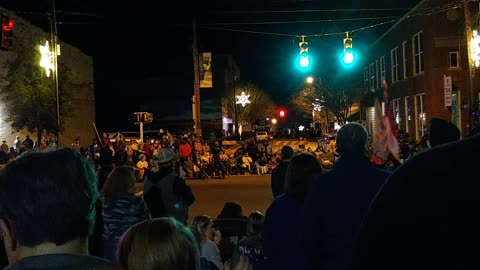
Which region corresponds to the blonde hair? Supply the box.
[190,215,212,247]
[247,211,265,238]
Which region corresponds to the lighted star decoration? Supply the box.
[236,91,251,107]
[472,30,480,68]
[39,41,55,77]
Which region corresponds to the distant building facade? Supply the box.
[362,0,480,140]
[0,9,95,147]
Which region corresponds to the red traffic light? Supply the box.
[2,19,13,32]
[279,110,285,118]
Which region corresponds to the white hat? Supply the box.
[157,148,175,163]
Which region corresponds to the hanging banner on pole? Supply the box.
[199,52,213,88]
[444,75,452,107]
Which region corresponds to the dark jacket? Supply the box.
[144,168,195,224]
[271,161,289,198]
[4,254,114,270]
[263,194,307,270]
[351,134,480,270]
[302,156,390,270]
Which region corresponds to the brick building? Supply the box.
[362,0,480,140]
[0,9,95,148]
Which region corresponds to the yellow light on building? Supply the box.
[471,30,480,68]
[39,41,55,77]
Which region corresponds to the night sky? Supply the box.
[1,0,421,131]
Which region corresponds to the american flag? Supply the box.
[372,81,401,162]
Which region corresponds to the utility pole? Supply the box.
[192,18,202,137]
[231,59,238,134]
[464,0,476,132]
[49,0,61,146]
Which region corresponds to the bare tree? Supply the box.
[224,82,276,129]
[291,79,361,128]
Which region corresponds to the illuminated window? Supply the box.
[404,96,410,133]
[392,98,401,129]
[415,94,426,140]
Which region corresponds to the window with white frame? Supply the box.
[413,31,424,74]
[364,67,369,91]
[402,41,408,79]
[414,94,426,140]
[404,96,410,133]
[391,47,399,83]
[380,56,385,84]
[392,98,401,130]
[369,63,375,90]
[449,51,459,68]
[375,60,380,89]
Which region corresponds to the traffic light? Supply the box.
[279,110,286,118]
[1,13,14,51]
[298,36,309,68]
[343,32,354,64]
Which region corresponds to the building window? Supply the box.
[392,98,401,130]
[391,47,399,83]
[380,56,386,84]
[364,67,369,91]
[375,60,380,89]
[402,41,408,79]
[414,93,426,140]
[413,31,424,75]
[404,96,410,133]
[449,51,459,68]
[369,63,375,90]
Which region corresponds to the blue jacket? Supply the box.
[302,156,390,270]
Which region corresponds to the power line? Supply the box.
[201,26,297,37]
[208,7,431,14]
[201,15,402,26]
[200,1,465,39]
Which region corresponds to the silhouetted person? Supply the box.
[351,130,480,270]
[270,146,294,198]
[427,117,460,147]
[302,122,390,270]
[0,148,114,269]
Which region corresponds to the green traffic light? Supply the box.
[299,55,310,68]
[343,51,354,64]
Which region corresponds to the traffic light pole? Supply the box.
[134,112,153,143]
[192,18,202,137]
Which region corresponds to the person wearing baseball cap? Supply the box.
[143,148,195,224]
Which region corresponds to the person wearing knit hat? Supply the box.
[427,118,460,147]
[143,148,195,224]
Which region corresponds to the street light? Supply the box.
[306,76,314,84]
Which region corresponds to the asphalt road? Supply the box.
[137,174,274,224]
